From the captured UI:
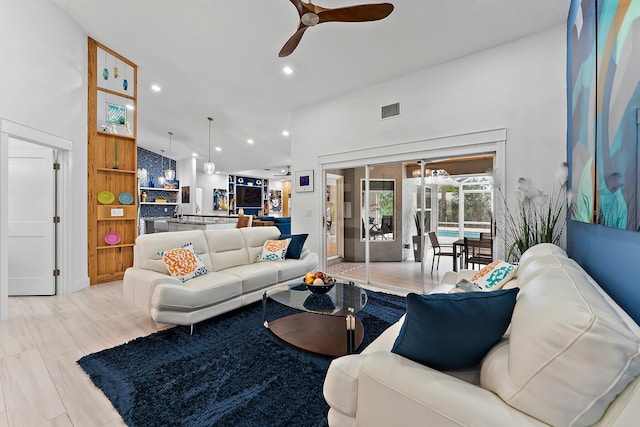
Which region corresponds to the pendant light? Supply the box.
[203,117,216,174]
[164,131,176,181]
[157,150,166,186]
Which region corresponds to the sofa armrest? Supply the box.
[123,267,181,315]
[355,352,546,427]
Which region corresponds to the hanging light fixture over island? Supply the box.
[164,131,176,181]
[204,117,216,174]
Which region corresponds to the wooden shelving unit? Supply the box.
[87,38,138,285]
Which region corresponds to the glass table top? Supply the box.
[267,281,368,316]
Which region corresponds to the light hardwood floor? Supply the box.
[0,269,448,427]
[0,281,169,427]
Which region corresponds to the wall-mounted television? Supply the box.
[236,186,262,208]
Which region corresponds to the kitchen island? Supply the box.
[142,215,240,233]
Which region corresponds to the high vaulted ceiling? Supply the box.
[56,0,570,178]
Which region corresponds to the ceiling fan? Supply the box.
[274,166,292,177]
[279,0,395,57]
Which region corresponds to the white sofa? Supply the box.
[323,244,640,427]
[123,226,318,327]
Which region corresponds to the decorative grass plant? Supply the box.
[501,165,568,262]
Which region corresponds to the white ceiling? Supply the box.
[57,0,570,178]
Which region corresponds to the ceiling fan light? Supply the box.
[204,161,216,175]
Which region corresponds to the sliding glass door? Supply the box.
[321,153,496,294]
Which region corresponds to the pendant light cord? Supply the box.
[168,131,173,172]
[208,117,213,163]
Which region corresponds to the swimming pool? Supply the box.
[437,230,480,239]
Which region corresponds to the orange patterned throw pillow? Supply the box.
[158,242,208,283]
[257,238,292,262]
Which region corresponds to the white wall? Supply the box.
[177,158,197,214]
[0,0,88,292]
[291,26,567,257]
[197,172,229,215]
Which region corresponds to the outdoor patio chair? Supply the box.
[428,231,459,273]
[464,237,493,269]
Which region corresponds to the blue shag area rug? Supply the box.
[77,289,406,427]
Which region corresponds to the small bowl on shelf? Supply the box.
[305,281,335,295]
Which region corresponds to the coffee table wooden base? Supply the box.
[268,312,364,357]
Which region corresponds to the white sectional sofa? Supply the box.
[323,244,640,427]
[123,226,318,327]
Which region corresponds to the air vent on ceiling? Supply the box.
[381,102,400,119]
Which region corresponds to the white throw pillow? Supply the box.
[470,260,517,290]
[256,238,291,262]
[449,261,517,293]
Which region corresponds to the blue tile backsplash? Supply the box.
[137,147,178,219]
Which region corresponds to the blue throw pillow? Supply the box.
[279,233,308,259]
[391,288,519,370]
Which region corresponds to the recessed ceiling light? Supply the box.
[192,153,198,157]
[282,66,294,76]
[151,84,161,92]
[215,147,222,152]
[282,130,290,137]
[215,171,221,174]
[281,169,286,173]
[247,139,254,144]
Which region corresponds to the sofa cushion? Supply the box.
[279,233,308,259]
[223,263,279,293]
[391,289,519,370]
[273,252,318,283]
[204,229,250,271]
[240,226,281,263]
[481,256,640,427]
[256,238,291,262]
[516,243,567,287]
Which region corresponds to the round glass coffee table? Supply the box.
[262,281,368,357]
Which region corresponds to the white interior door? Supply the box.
[8,138,56,295]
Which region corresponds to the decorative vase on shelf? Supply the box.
[148,175,154,188]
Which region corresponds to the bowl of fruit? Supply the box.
[304,271,335,294]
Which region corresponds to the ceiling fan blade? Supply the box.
[318,3,394,24]
[279,25,308,57]
[288,0,305,17]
